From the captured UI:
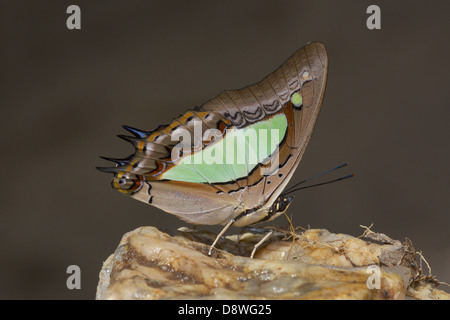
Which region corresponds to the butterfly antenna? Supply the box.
[282,162,349,195]
[282,174,354,196]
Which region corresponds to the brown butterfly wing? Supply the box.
[200,42,328,212]
[99,42,328,226]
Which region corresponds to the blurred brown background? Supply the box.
[0,1,448,299]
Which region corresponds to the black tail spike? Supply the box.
[122,125,150,139]
[96,166,124,174]
[117,134,137,145]
[99,156,131,166]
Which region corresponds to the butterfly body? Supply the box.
[99,42,328,229]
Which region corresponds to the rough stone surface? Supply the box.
[96,226,449,300]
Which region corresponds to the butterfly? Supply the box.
[98,42,328,256]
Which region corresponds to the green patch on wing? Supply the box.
[162,113,288,183]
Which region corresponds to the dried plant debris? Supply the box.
[96,225,449,300]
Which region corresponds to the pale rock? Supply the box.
[96,226,449,300]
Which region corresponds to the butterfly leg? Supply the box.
[208,218,235,256]
[250,230,274,259]
[242,226,272,234]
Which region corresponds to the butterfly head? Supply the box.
[271,195,294,215]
